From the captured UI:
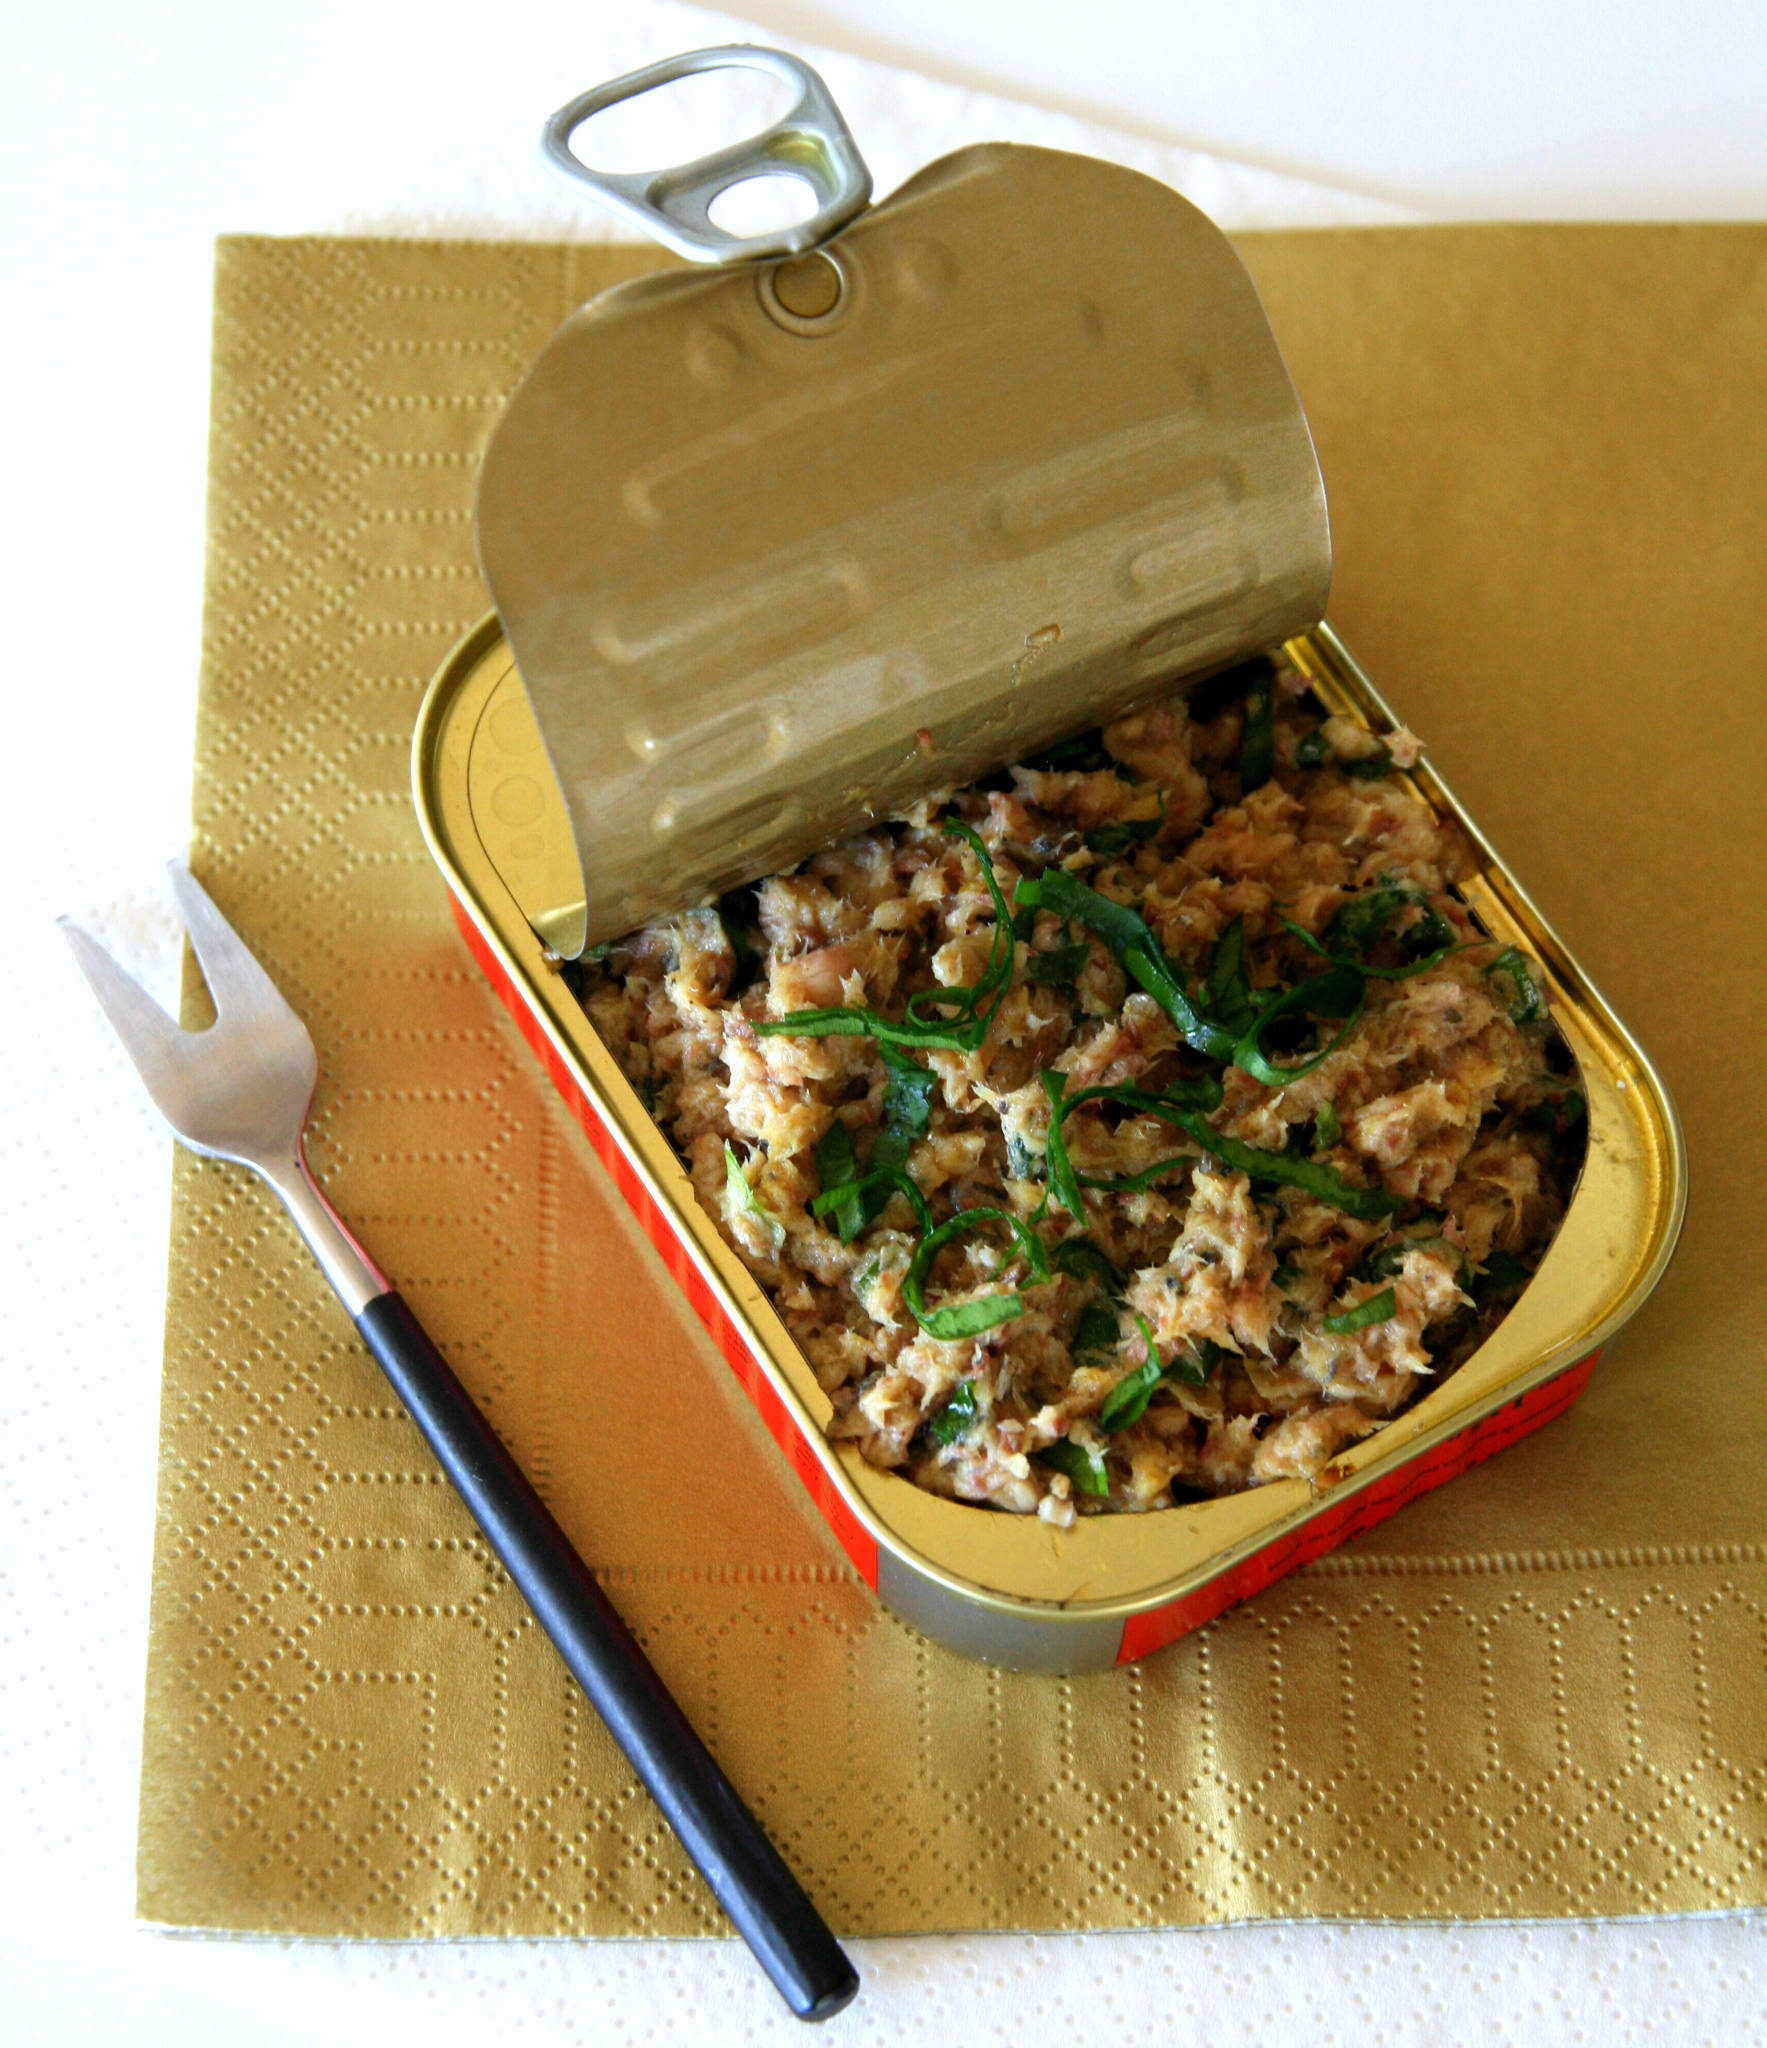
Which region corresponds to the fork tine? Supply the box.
[166,861,297,1024]
[58,916,186,1103]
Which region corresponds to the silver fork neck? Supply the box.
[262,1146,391,1317]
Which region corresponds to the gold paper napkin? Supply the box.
[139,229,1767,1936]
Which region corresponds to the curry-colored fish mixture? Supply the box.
[573,661,1586,1527]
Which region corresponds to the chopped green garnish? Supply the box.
[1240,670,1276,792]
[1204,915,1256,1036]
[810,1163,932,1235]
[1322,1286,1397,1334]
[1020,870,1389,1088]
[863,1044,938,1223]
[902,1206,1051,1342]
[1035,1437,1110,1497]
[1098,1321,1216,1429]
[1005,1131,1047,1183]
[1283,884,1458,984]
[1356,1234,1461,1286]
[1083,792,1164,857]
[1487,947,1544,1024]
[1342,745,1393,780]
[723,1142,785,1255]
[1472,1248,1531,1307]
[1232,967,1367,1088]
[1039,1072,1089,1222]
[811,1069,936,1235]
[1167,1337,1222,1387]
[1075,1156,1198,1194]
[927,1380,980,1446]
[1015,869,1235,1060]
[1314,1101,1342,1148]
[1053,1237,1125,1293]
[1073,1299,1123,1365]
[1055,1081,1404,1219]
[813,1121,865,1243]
[1099,1326,1162,1432]
[1027,941,1092,985]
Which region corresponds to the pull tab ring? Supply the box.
[543,46,873,265]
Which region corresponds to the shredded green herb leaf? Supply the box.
[723,1142,785,1255]
[927,1380,980,1446]
[1027,941,1092,985]
[1471,1247,1531,1307]
[1075,1156,1198,1193]
[1356,1234,1461,1286]
[901,1206,1051,1341]
[1054,1081,1405,1218]
[1084,792,1164,857]
[1342,744,1394,780]
[1053,1237,1125,1293]
[813,1121,864,1242]
[863,1045,938,1223]
[810,1164,933,1235]
[1098,1324,1162,1432]
[1487,947,1544,1024]
[1005,1131,1046,1183]
[1035,1437,1110,1497]
[1322,1286,1397,1334]
[1283,885,1458,983]
[1240,670,1276,792]
[1015,869,1235,1059]
[1233,966,1367,1087]
[1072,1299,1123,1365]
[1204,915,1257,1036]
[1314,1100,1342,1148]
[1039,1072,1089,1221]
[1167,1337,1222,1387]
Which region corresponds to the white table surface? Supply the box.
[5,3,1763,2040]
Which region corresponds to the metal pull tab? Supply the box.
[543,46,872,265]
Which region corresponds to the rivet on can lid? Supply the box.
[762,250,847,330]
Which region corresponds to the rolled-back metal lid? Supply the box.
[474,56,1331,955]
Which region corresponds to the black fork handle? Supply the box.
[355,1290,858,2022]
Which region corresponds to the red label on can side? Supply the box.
[1114,1352,1599,1663]
[451,895,882,1589]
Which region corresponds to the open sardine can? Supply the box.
[413,47,1686,1672]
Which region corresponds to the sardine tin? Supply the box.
[412,613,1687,1673]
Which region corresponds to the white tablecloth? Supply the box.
[5,3,1761,2038]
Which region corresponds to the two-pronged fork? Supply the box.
[62,863,857,2024]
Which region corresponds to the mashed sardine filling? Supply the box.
[573,664,1585,1527]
